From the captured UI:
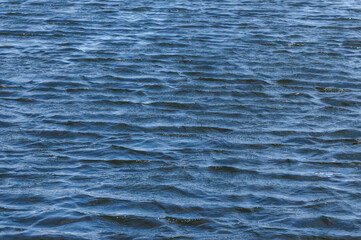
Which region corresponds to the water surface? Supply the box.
[0,0,360,239]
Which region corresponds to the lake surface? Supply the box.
[0,0,360,239]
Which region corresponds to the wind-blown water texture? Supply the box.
[0,0,361,239]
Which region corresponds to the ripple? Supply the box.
[1,0,360,239]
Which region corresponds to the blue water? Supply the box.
[0,0,361,239]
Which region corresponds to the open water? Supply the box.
[0,0,361,239]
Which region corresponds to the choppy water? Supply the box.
[1,0,361,239]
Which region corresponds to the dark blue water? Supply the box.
[1,0,361,239]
